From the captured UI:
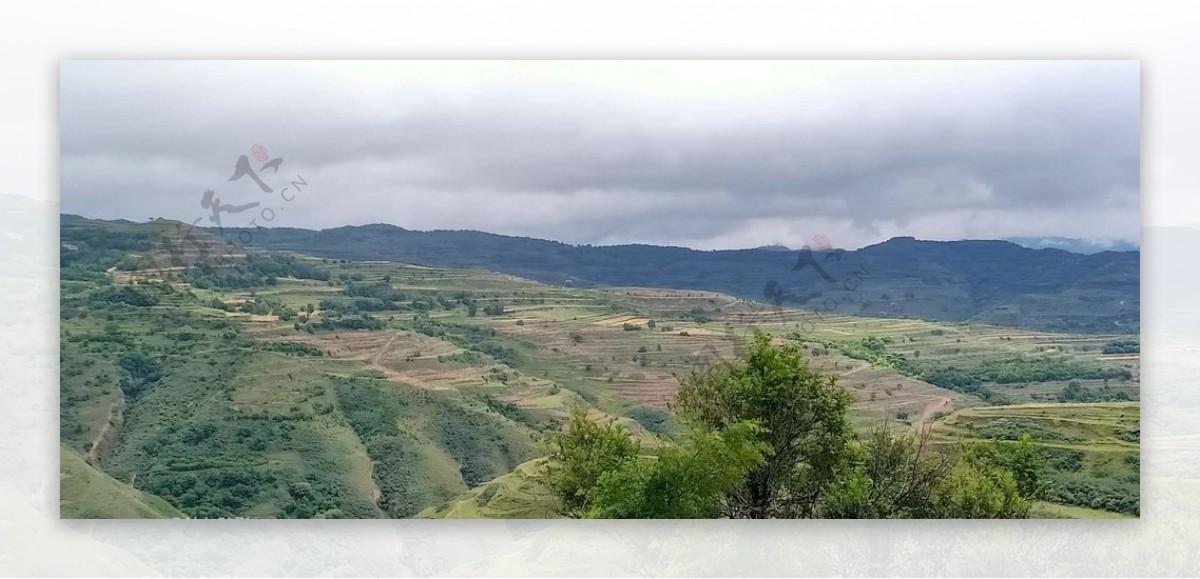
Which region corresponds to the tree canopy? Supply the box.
[546,332,1045,519]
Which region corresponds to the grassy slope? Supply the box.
[931,402,1140,517]
[1029,501,1135,519]
[417,458,560,519]
[60,446,185,519]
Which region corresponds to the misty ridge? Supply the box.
[200,220,1140,335]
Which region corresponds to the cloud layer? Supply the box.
[60,61,1139,250]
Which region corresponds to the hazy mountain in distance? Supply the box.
[1005,236,1140,254]
[189,220,1139,335]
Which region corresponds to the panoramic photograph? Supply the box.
[58,60,1140,519]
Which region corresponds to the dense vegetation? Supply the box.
[178,255,330,289]
[1057,380,1132,403]
[547,335,1043,519]
[335,377,539,517]
[59,223,542,519]
[809,336,1132,403]
[930,404,1140,517]
[1102,339,1140,354]
[1044,471,1139,515]
[60,225,156,282]
[117,354,163,399]
[61,307,380,519]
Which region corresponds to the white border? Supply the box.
[4,1,1198,575]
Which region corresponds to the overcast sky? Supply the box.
[60,60,1139,250]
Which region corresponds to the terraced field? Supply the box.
[931,403,1140,516]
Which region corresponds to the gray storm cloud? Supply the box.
[60,60,1139,250]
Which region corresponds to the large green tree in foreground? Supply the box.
[546,407,767,519]
[547,332,1042,519]
[676,333,855,518]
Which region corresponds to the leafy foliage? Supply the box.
[546,407,641,518]
[1058,380,1131,403]
[975,418,1083,443]
[335,377,538,517]
[301,314,387,332]
[255,341,324,357]
[547,407,766,519]
[89,285,162,307]
[343,281,401,300]
[1043,472,1139,515]
[676,333,855,518]
[549,334,1048,519]
[585,422,767,519]
[820,426,954,518]
[319,297,400,315]
[118,354,163,399]
[181,255,330,289]
[927,463,1027,518]
[1102,339,1140,354]
[962,434,1047,501]
[626,406,675,436]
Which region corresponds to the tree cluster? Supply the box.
[546,333,1044,519]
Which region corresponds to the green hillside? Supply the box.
[60,446,185,519]
[930,403,1140,516]
[417,458,561,519]
[59,217,1140,519]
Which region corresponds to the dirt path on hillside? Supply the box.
[919,397,952,423]
[366,332,446,391]
[84,399,125,464]
[371,332,399,367]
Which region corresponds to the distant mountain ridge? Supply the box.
[1004,236,1140,254]
[177,220,1139,335]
